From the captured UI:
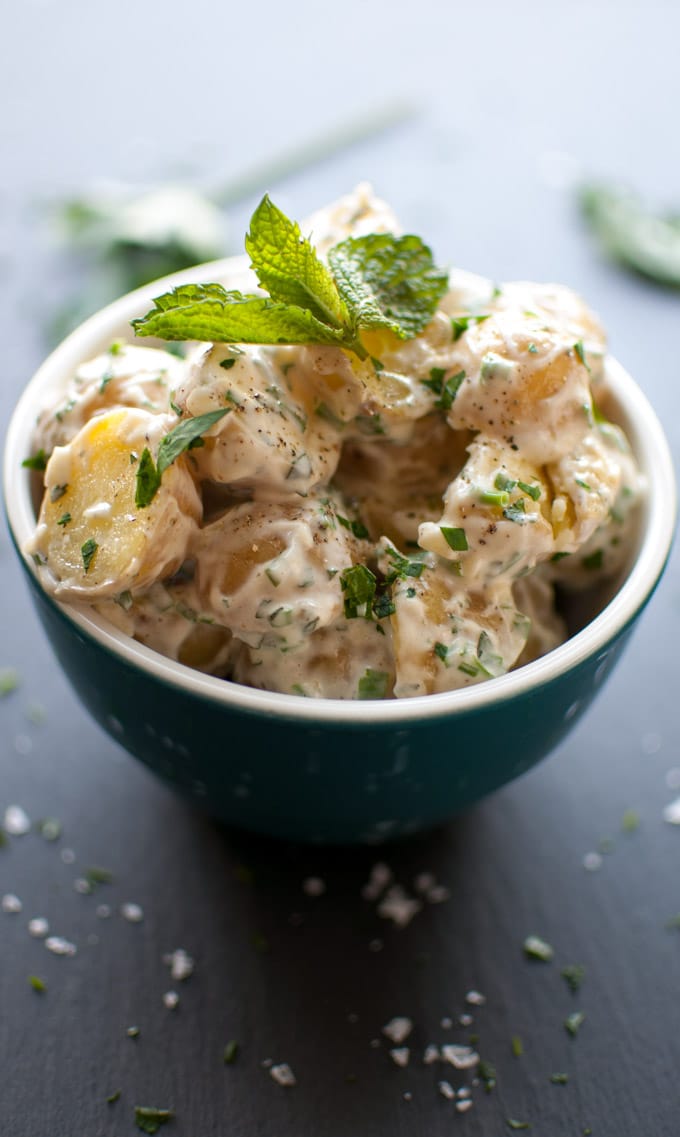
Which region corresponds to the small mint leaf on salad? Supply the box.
[135,408,230,508]
[132,196,449,361]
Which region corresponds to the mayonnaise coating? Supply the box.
[25,188,643,699]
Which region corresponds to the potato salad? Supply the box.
[25,187,641,699]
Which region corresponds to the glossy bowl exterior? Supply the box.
[4,259,676,842]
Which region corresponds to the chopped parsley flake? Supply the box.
[50,484,68,502]
[134,1105,174,1133]
[550,1072,569,1085]
[451,313,490,340]
[622,808,640,833]
[503,500,529,524]
[517,480,541,501]
[561,964,585,994]
[57,512,72,527]
[575,477,593,492]
[340,564,376,619]
[440,526,468,552]
[358,669,390,699]
[81,538,98,573]
[421,367,466,411]
[523,935,554,962]
[564,1011,585,1037]
[223,1040,239,1064]
[384,547,426,582]
[477,1059,497,1092]
[28,975,47,993]
[511,1034,523,1057]
[495,472,517,492]
[135,409,230,507]
[574,340,587,367]
[434,642,449,664]
[0,668,20,697]
[582,548,604,571]
[22,449,49,471]
[506,1121,531,1131]
[219,357,237,370]
[106,1089,121,1104]
[337,514,370,540]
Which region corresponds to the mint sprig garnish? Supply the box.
[132,195,449,360]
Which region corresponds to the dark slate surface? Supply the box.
[2,2,679,1133]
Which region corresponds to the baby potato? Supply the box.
[35,343,183,454]
[30,408,201,600]
[176,344,342,496]
[194,494,369,649]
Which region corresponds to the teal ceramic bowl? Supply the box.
[3,260,676,843]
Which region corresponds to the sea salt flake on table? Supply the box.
[663,797,680,825]
[382,1017,413,1044]
[60,848,76,865]
[96,904,112,919]
[377,886,422,927]
[164,948,194,980]
[121,902,144,923]
[361,862,393,901]
[74,878,92,894]
[438,1080,456,1100]
[413,872,435,893]
[465,990,486,1006]
[456,1098,474,1113]
[302,876,326,897]
[2,893,22,913]
[163,991,180,1010]
[45,936,76,956]
[583,851,603,871]
[440,1017,453,1029]
[4,805,30,835]
[28,917,49,938]
[459,1013,473,1027]
[390,1047,410,1067]
[426,885,451,904]
[403,1091,413,1101]
[423,1045,440,1065]
[441,1044,480,1070]
[270,1063,296,1087]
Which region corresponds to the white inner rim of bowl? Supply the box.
[4,256,677,724]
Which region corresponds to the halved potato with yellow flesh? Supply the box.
[30,408,201,600]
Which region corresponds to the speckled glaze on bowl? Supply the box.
[4,260,676,843]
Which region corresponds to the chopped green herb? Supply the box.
[133,196,449,360]
[372,591,396,620]
[314,401,346,430]
[81,538,98,573]
[134,1105,174,1134]
[479,488,510,508]
[511,1035,523,1058]
[550,1072,569,1085]
[340,564,377,619]
[434,642,449,664]
[564,1011,585,1037]
[575,477,593,492]
[517,480,541,501]
[337,514,370,540]
[622,808,640,833]
[582,548,604,571]
[440,526,468,552]
[574,340,587,367]
[579,182,680,287]
[503,500,529,524]
[665,914,680,930]
[598,835,615,854]
[135,408,229,507]
[495,472,517,493]
[561,964,585,994]
[22,449,49,471]
[127,1026,140,1039]
[506,1120,530,1130]
[169,399,182,416]
[99,367,114,393]
[219,357,237,370]
[223,1040,239,1064]
[551,551,570,562]
[451,313,490,340]
[106,1090,121,1104]
[477,1058,497,1092]
[28,975,47,993]
[420,367,466,411]
[358,669,390,699]
[527,342,538,353]
[384,546,426,582]
[0,668,20,697]
[50,483,68,502]
[57,512,72,527]
[38,817,62,841]
[85,866,114,887]
[523,935,554,962]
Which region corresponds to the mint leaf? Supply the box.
[135,409,229,508]
[22,449,50,472]
[245,195,348,329]
[328,233,449,339]
[132,283,347,348]
[156,408,230,474]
